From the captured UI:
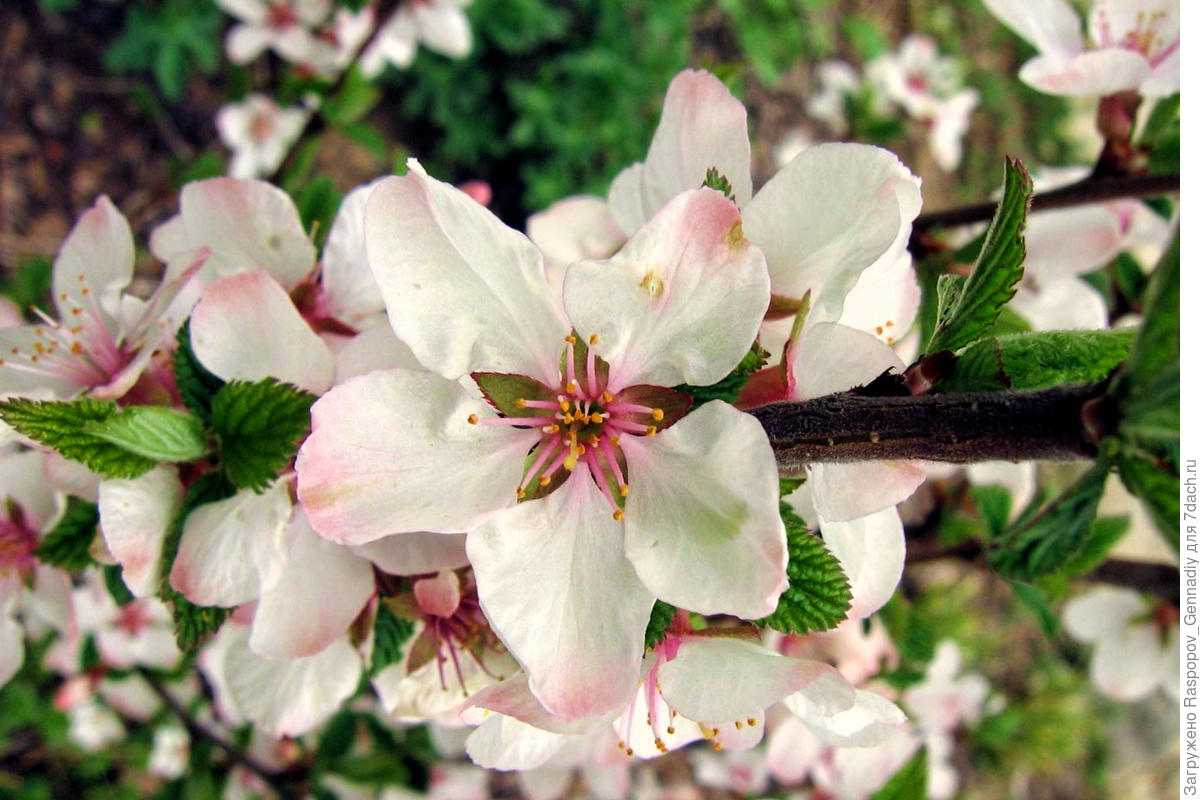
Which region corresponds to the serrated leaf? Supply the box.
[644,600,676,649]
[989,460,1109,579]
[102,563,135,607]
[210,379,316,492]
[84,406,209,463]
[926,158,1033,354]
[870,747,927,800]
[1061,515,1131,577]
[756,519,851,636]
[34,497,99,571]
[0,398,156,478]
[934,274,966,330]
[943,329,1135,392]
[701,167,735,200]
[174,321,225,424]
[370,602,416,677]
[1116,450,1179,550]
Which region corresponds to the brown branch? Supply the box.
[749,383,1103,468]
[911,171,1179,234]
[136,667,302,799]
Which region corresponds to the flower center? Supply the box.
[265,2,298,30]
[468,333,690,520]
[0,505,38,583]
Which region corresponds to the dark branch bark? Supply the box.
[911,171,1179,234]
[136,667,301,799]
[749,384,1102,468]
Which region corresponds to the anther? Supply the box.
[619,484,629,497]
[565,380,578,395]
[747,717,757,727]
[612,509,624,521]
[564,334,577,345]
[516,488,526,500]
[651,408,663,421]
[589,333,599,345]
[538,475,551,487]
[666,726,675,734]
[712,742,723,751]
[559,399,571,412]
[735,721,743,730]
[515,398,526,408]
[467,414,479,424]
[590,412,603,424]
[602,391,614,403]
[645,426,657,437]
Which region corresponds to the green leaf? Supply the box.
[34,498,99,571]
[210,379,316,492]
[926,158,1033,354]
[323,66,381,126]
[84,406,208,463]
[1115,450,1179,550]
[870,747,927,800]
[934,274,966,331]
[644,600,676,649]
[0,255,52,312]
[102,563,136,607]
[0,398,155,479]
[370,602,416,678]
[674,341,770,407]
[970,485,1012,540]
[942,329,1135,392]
[1011,582,1060,638]
[315,711,358,766]
[174,321,225,425]
[989,461,1109,579]
[294,175,343,248]
[1061,515,1131,577]
[701,167,735,200]
[756,518,851,636]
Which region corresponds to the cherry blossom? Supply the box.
[360,0,473,78]
[216,94,311,179]
[983,0,1178,97]
[217,0,333,64]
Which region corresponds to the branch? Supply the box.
[749,383,1102,468]
[136,667,302,799]
[911,171,1179,234]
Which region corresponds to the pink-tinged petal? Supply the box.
[790,322,905,400]
[223,625,362,737]
[354,531,469,575]
[564,189,769,389]
[249,509,374,659]
[765,713,822,784]
[149,215,190,264]
[178,178,315,290]
[606,163,650,236]
[98,466,184,598]
[1021,49,1151,96]
[623,401,786,618]
[744,144,921,325]
[1141,47,1179,95]
[467,470,654,721]
[298,368,536,543]
[190,271,334,394]
[365,166,568,385]
[332,322,423,385]
[1090,622,1168,701]
[614,680,705,757]
[1087,0,1177,52]
[42,452,100,504]
[526,195,627,293]
[0,611,22,687]
[197,623,247,725]
[169,483,291,607]
[517,767,573,800]
[659,638,854,723]
[466,673,605,735]
[839,250,920,346]
[612,70,752,235]
[321,181,387,325]
[1025,205,1124,279]
[819,507,905,620]
[809,461,926,522]
[413,1,471,57]
[53,196,134,321]
[1062,586,1144,642]
[374,645,514,720]
[466,715,571,771]
[0,298,22,330]
[982,0,1084,57]
[0,450,58,528]
[1010,277,1108,331]
[784,687,908,747]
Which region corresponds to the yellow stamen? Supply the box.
[589,333,599,345]
[747,717,757,727]
[651,408,663,421]
[590,412,604,424]
[618,484,629,497]
[645,426,657,437]
[516,488,526,500]
[564,334,577,344]
[538,475,551,486]
[467,414,479,424]
[613,509,624,521]
[515,398,526,408]
[559,399,571,412]
[565,380,578,395]
[602,391,614,403]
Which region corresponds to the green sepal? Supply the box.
[471,372,557,418]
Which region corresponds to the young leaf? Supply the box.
[1060,515,1131,577]
[0,398,156,479]
[370,602,417,677]
[701,167,735,200]
[869,747,927,800]
[926,157,1033,354]
[174,320,226,425]
[103,563,136,607]
[1115,450,1179,550]
[644,600,676,650]
[85,406,209,463]
[35,497,99,571]
[756,519,851,636]
[942,329,1135,392]
[210,379,316,492]
[989,461,1109,579]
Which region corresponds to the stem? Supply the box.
[911,171,1179,234]
[750,384,1102,468]
[136,667,301,799]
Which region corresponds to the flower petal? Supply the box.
[623,401,786,618]
[1062,586,1144,642]
[53,196,134,320]
[365,167,568,385]
[190,270,335,394]
[249,509,374,658]
[810,461,926,522]
[98,466,185,598]
[169,483,291,607]
[790,322,905,400]
[466,714,570,771]
[321,181,387,325]
[564,189,769,389]
[819,507,905,620]
[783,687,908,747]
[467,470,654,721]
[1090,622,1168,701]
[526,195,626,293]
[297,368,537,543]
[982,0,1084,57]
[353,531,469,575]
[1020,49,1151,96]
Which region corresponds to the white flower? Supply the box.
[218,0,333,64]
[215,95,310,180]
[1063,586,1178,701]
[148,727,190,779]
[360,0,473,78]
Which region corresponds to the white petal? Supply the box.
[190,270,335,394]
[53,196,134,320]
[465,715,570,771]
[332,321,424,384]
[0,613,22,687]
[744,144,921,325]
[810,461,926,522]
[791,322,905,400]
[659,637,854,723]
[526,195,626,289]
[607,163,650,236]
[839,249,920,345]
[224,626,362,737]
[623,402,786,618]
[178,178,315,290]
[785,688,908,747]
[413,2,472,57]
[819,507,905,620]
[982,0,1084,56]
[365,169,567,385]
[169,483,291,607]
[353,532,469,575]
[0,449,59,529]
[564,189,769,389]
[98,466,185,598]
[1020,49,1151,96]
[1090,622,1169,701]
[1062,586,1144,642]
[465,673,603,735]
[468,470,654,721]
[1024,205,1124,279]
[1010,277,1108,331]
[249,509,374,658]
[226,24,274,63]
[322,181,387,325]
[297,368,536,543]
